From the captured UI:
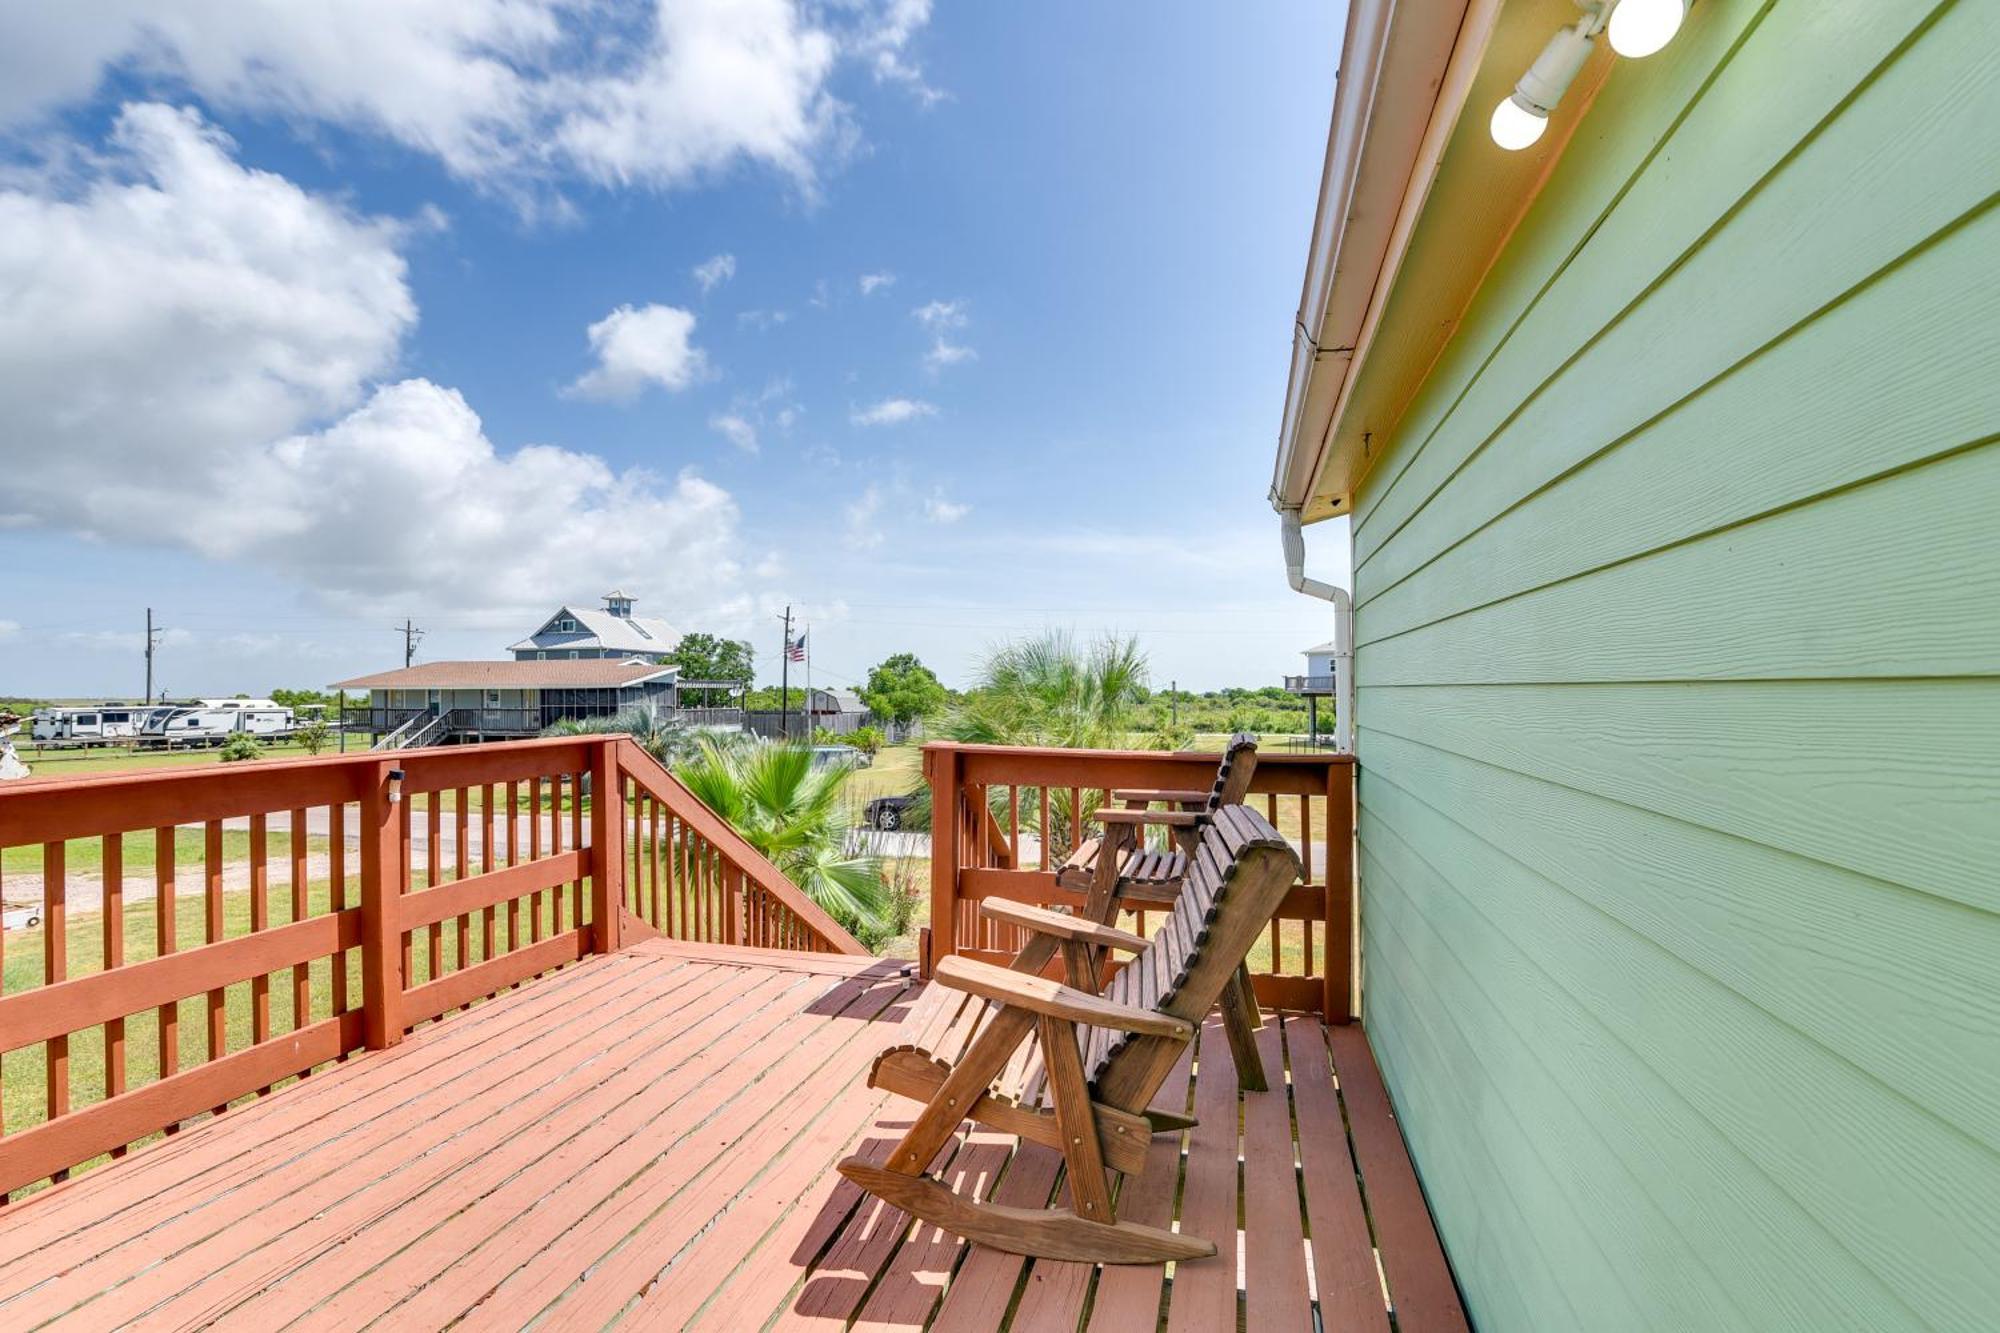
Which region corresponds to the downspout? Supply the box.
[1280,508,1353,752]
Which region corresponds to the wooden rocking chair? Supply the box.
[1051,733,1270,1088]
[838,803,1301,1264]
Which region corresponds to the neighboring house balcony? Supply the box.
[1283,672,1337,694]
[0,736,1463,1330]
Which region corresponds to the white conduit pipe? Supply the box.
[1280,508,1353,752]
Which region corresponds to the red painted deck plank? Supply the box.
[1242,1021,1312,1330]
[1165,1018,1242,1333]
[1328,1022,1469,1333]
[1290,1013,1391,1332]
[1080,1045,1194,1333]
[0,946,1461,1333]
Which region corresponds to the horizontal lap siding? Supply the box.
[1348,2,2000,1329]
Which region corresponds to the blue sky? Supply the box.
[0,1,1350,699]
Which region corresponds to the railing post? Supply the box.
[591,740,624,954]
[360,760,405,1048]
[1324,758,1356,1024]
[924,744,960,977]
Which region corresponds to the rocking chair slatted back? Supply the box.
[1086,804,1298,1108]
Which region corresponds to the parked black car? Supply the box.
[864,795,913,831]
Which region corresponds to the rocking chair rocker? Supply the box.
[837,803,1300,1264]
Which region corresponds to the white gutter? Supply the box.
[1281,508,1353,752]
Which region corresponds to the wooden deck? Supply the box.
[0,940,1463,1331]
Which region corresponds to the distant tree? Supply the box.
[667,633,754,705]
[295,719,332,755]
[859,652,946,728]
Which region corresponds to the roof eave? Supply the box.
[1271,0,1496,522]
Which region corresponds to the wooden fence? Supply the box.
[0,736,862,1197]
[922,742,1355,1020]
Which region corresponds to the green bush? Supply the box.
[295,719,332,756]
[847,725,885,756]
[219,733,264,763]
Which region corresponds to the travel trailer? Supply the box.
[144,700,295,747]
[27,705,142,746]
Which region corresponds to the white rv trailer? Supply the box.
[27,705,142,746]
[149,701,295,747]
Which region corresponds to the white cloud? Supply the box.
[738,308,791,331]
[850,397,936,426]
[859,270,896,296]
[913,297,975,369]
[709,412,758,453]
[924,489,969,524]
[0,1,936,202]
[566,303,707,401]
[0,104,748,622]
[844,484,885,550]
[925,338,976,369]
[0,620,19,640]
[692,252,736,293]
[912,298,966,332]
[0,104,413,538]
[854,0,945,106]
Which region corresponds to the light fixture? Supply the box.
[1607,0,1686,58]
[1489,19,1596,151]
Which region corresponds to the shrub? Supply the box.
[296,719,332,756]
[219,733,264,763]
[847,725,885,756]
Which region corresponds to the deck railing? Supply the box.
[0,736,862,1197]
[922,741,1355,1019]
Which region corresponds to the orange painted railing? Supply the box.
[922,742,1356,1020]
[0,736,862,1197]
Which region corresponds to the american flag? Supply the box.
[785,631,807,663]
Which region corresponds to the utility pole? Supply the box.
[401,618,425,668]
[777,605,794,738]
[144,608,167,703]
[1170,680,1178,728]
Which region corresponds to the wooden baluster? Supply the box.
[102,834,126,1131]
[43,843,68,1160]
[250,813,270,1056]
[425,791,442,984]
[505,780,520,960]
[330,803,348,1022]
[205,821,225,1089]
[156,827,178,1089]
[650,799,663,929]
[1038,785,1051,872]
[572,773,586,934]
[528,777,543,943]
[398,793,414,998]
[455,786,471,982]
[292,808,310,1038]
[1008,786,1019,865]
[924,746,960,976]
[480,784,496,966]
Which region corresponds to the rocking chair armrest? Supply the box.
[1092,807,1202,827]
[979,899,1148,952]
[1109,788,1209,808]
[933,956,1193,1039]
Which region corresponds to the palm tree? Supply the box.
[907,631,1154,851]
[675,740,891,942]
[946,630,1149,749]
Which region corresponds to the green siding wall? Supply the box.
[1347,2,2000,1328]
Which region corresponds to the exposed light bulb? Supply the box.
[1607,0,1686,58]
[1490,95,1549,151]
